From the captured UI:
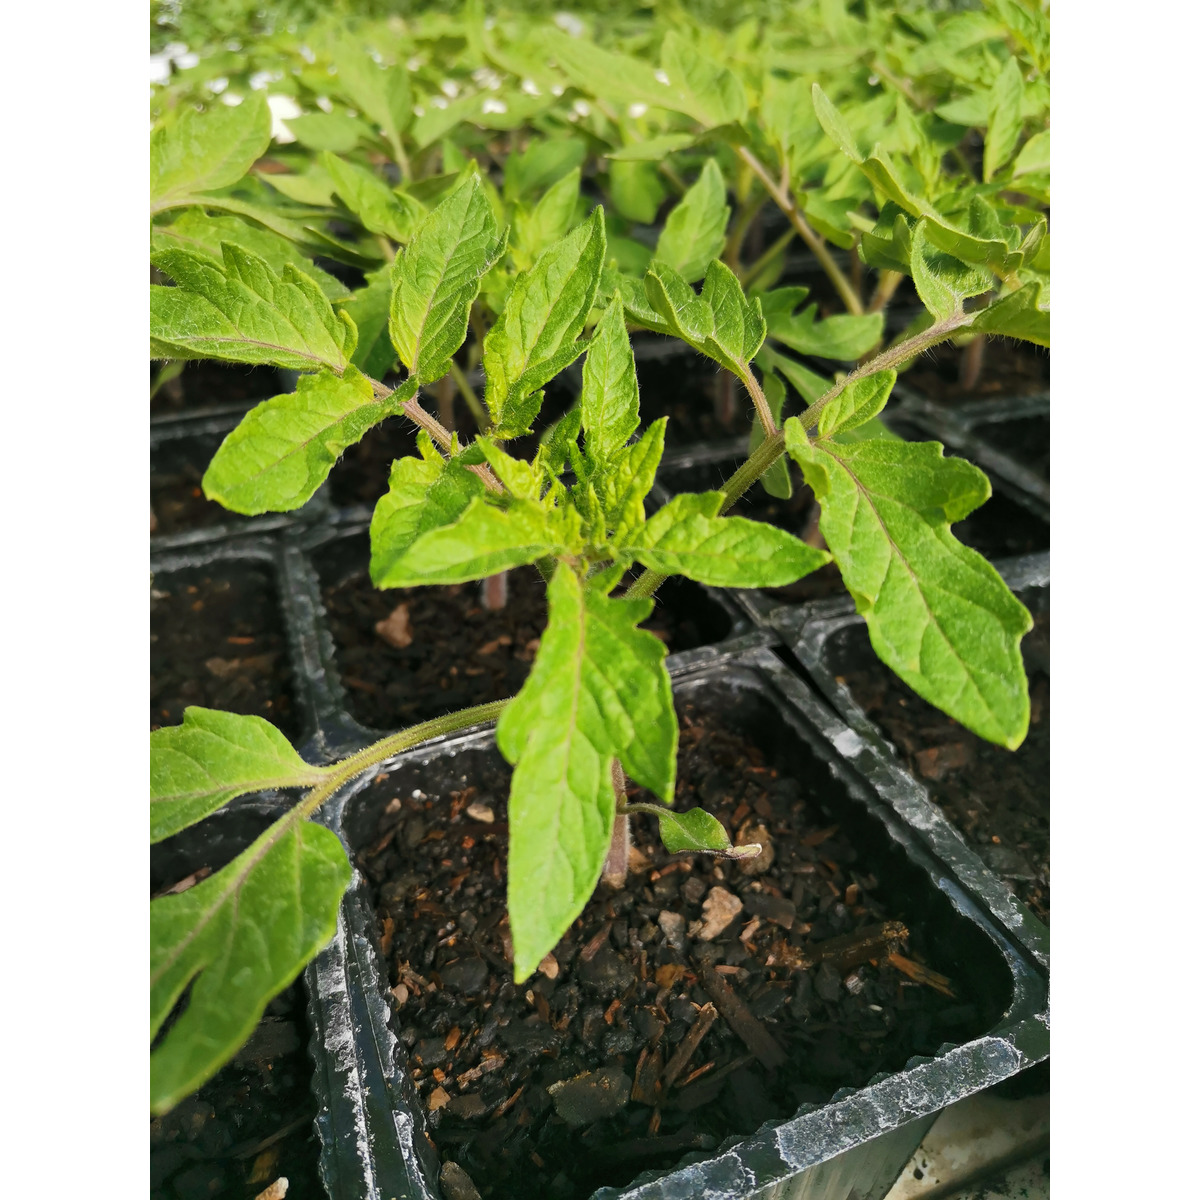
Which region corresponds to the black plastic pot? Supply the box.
[300,646,1048,1200]
[758,554,1051,967]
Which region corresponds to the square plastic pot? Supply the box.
[300,646,1048,1200]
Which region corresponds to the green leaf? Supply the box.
[151,709,327,844]
[150,811,351,1114]
[608,159,667,224]
[638,804,757,858]
[329,43,412,161]
[1012,129,1050,177]
[484,208,606,438]
[655,159,730,284]
[817,370,897,438]
[785,420,1032,747]
[755,343,830,405]
[344,267,398,379]
[496,566,676,980]
[599,419,666,542]
[608,135,697,162]
[628,492,828,587]
[202,368,403,514]
[767,302,883,362]
[910,220,994,321]
[503,136,588,202]
[389,174,505,384]
[151,243,357,372]
[369,434,487,585]
[284,110,370,153]
[660,32,748,126]
[151,209,350,301]
[374,496,578,587]
[151,93,271,209]
[971,281,1049,347]
[700,260,767,373]
[540,28,677,115]
[512,167,582,270]
[580,298,639,468]
[984,58,1024,182]
[264,164,336,206]
[812,83,864,164]
[321,152,423,244]
[643,259,715,346]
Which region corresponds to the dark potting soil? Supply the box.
[151,563,299,738]
[152,430,247,537]
[973,415,1051,481]
[901,339,1049,405]
[837,611,1050,921]
[150,981,323,1200]
[658,452,1047,606]
[151,360,285,416]
[315,533,733,732]
[635,351,756,447]
[357,709,995,1200]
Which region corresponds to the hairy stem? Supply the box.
[740,367,778,439]
[724,194,767,274]
[959,335,986,391]
[482,571,509,611]
[602,761,629,889]
[735,146,864,315]
[328,699,512,788]
[797,311,974,432]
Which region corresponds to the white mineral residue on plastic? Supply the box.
[832,727,863,758]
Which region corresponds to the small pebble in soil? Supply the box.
[440,1161,483,1200]
[691,886,743,940]
[548,1067,633,1127]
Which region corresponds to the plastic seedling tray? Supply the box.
[761,554,1050,965]
[300,647,1047,1200]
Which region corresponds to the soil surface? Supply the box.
[901,339,1049,405]
[152,430,248,537]
[151,562,299,738]
[316,535,734,732]
[837,611,1050,921]
[151,361,286,416]
[151,980,323,1200]
[357,708,997,1200]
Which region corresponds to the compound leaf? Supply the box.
[150,812,350,1115]
[701,259,766,373]
[785,420,1032,747]
[151,243,356,372]
[643,259,715,345]
[628,492,828,586]
[151,708,328,844]
[496,567,675,980]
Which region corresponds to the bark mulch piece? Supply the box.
[355,705,1000,1200]
[151,563,299,739]
[837,611,1050,921]
[315,535,732,732]
[150,980,323,1200]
